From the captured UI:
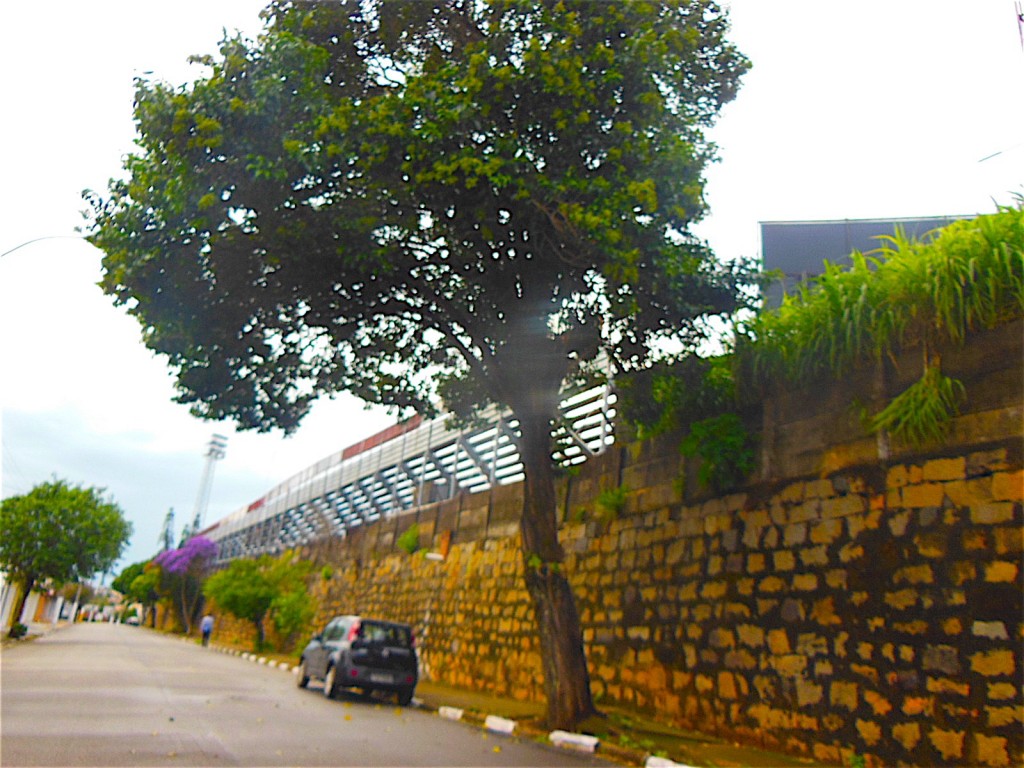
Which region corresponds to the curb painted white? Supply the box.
[484,715,517,735]
[549,730,599,753]
[645,756,699,768]
[438,706,464,721]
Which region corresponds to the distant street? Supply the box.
[1,623,609,767]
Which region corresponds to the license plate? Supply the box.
[370,673,392,684]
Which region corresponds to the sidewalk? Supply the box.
[0,620,68,647]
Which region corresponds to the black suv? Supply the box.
[298,616,418,705]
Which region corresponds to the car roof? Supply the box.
[330,615,411,629]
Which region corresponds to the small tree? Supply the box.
[0,479,132,635]
[153,536,217,633]
[111,559,147,596]
[112,559,161,625]
[203,552,313,652]
[131,566,162,627]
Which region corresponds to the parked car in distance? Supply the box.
[298,615,418,705]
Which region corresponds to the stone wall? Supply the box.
[213,322,1023,766]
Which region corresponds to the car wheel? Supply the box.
[323,665,337,699]
[297,659,310,689]
[397,688,414,706]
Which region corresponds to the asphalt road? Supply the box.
[1,622,611,767]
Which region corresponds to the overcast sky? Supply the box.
[2,1,1022,574]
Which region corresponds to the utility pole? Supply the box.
[190,434,228,535]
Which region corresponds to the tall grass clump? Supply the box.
[736,201,1024,447]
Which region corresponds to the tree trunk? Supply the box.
[255,616,266,652]
[517,411,597,730]
[178,579,192,634]
[188,589,205,634]
[6,577,34,636]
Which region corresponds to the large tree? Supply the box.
[85,0,749,727]
[0,479,132,635]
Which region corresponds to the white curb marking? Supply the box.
[645,756,699,768]
[484,715,516,735]
[549,730,599,753]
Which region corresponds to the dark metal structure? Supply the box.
[760,215,969,308]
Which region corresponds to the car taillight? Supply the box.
[347,619,361,642]
[409,630,415,648]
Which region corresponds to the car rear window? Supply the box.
[360,622,412,647]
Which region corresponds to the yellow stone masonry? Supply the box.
[266,355,1023,768]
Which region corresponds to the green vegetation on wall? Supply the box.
[595,485,629,522]
[738,202,1023,447]
[618,355,736,442]
[203,551,313,652]
[621,203,1024,484]
[396,524,421,555]
[620,352,753,494]
[679,413,755,493]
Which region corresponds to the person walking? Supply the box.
[200,613,214,647]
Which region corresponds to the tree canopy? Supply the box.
[111,560,148,596]
[85,0,749,727]
[153,535,218,633]
[86,0,751,431]
[203,552,313,652]
[0,479,132,633]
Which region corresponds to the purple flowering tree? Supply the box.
[154,536,217,633]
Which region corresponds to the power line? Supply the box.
[0,235,86,258]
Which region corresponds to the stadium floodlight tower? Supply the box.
[190,433,228,534]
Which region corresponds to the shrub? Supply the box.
[396,523,420,555]
[680,413,754,493]
[595,486,628,522]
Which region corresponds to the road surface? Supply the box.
[1,622,610,767]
